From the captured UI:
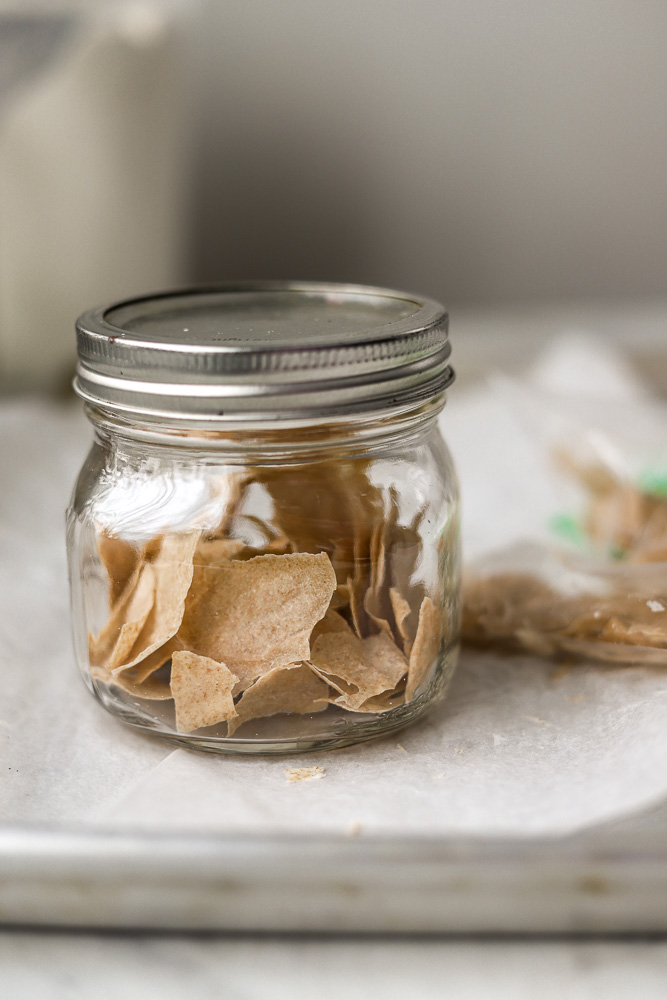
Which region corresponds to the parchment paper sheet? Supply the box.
[3,337,667,837]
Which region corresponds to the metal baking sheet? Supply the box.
[2,816,667,933]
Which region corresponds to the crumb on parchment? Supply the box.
[284,766,324,784]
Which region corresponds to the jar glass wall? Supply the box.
[67,402,460,754]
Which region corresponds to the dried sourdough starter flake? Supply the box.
[256,460,383,589]
[363,587,394,640]
[105,564,156,671]
[208,470,250,538]
[194,534,293,566]
[115,532,201,672]
[555,450,667,564]
[364,631,409,689]
[179,551,336,688]
[171,651,239,732]
[227,663,329,736]
[463,573,567,643]
[90,562,156,667]
[90,665,172,700]
[310,625,407,709]
[310,608,350,643]
[113,672,172,700]
[330,582,351,610]
[347,573,367,639]
[360,496,427,655]
[406,597,442,701]
[130,636,184,684]
[193,538,247,564]
[363,492,399,637]
[600,618,667,646]
[356,689,406,713]
[389,587,412,654]
[459,452,667,663]
[346,487,387,639]
[463,570,667,661]
[97,531,142,606]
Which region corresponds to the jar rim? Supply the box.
[74,281,454,421]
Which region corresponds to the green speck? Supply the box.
[638,469,667,498]
[550,513,586,547]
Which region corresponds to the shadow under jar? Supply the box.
[67,282,460,754]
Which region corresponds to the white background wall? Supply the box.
[187,0,667,307]
[1,0,665,321]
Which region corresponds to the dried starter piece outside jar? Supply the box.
[67,282,460,754]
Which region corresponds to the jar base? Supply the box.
[89,648,458,756]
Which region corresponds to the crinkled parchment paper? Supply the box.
[3,339,667,838]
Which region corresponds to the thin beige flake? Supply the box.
[331,581,351,610]
[209,470,250,539]
[194,533,294,565]
[374,489,399,600]
[128,635,185,683]
[332,669,407,714]
[310,628,367,699]
[89,562,155,667]
[311,627,407,709]
[193,537,247,564]
[364,631,409,684]
[369,520,383,595]
[387,508,425,641]
[171,650,239,732]
[113,671,173,700]
[462,573,562,647]
[335,631,407,709]
[406,597,442,702]
[346,575,364,637]
[256,534,294,556]
[115,532,201,672]
[347,505,376,638]
[457,449,667,662]
[237,536,295,560]
[227,663,329,736]
[363,587,394,638]
[307,664,358,702]
[90,664,172,700]
[97,531,141,606]
[390,587,413,655]
[555,449,667,563]
[106,564,156,671]
[355,688,406,714]
[462,569,667,661]
[600,617,667,648]
[89,567,141,664]
[362,493,402,640]
[310,607,351,644]
[256,460,383,589]
[141,536,164,562]
[179,552,336,682]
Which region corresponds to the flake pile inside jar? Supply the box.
[89,471,444,734]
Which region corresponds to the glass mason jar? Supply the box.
[67,283,460,754]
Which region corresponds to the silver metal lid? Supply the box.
[74,281,453,422]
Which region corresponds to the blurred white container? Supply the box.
[0,6,188,391]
